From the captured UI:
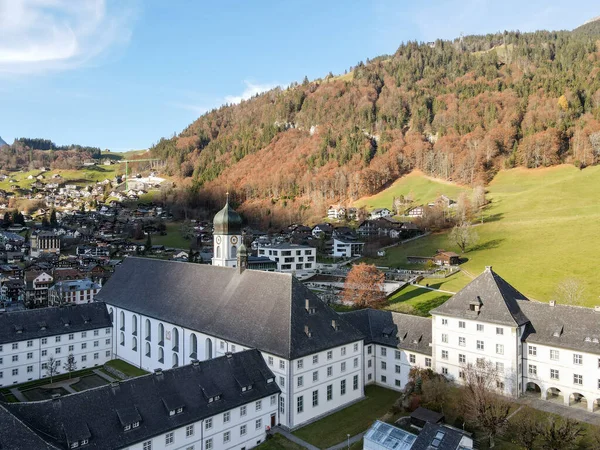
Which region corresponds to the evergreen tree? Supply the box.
[49,209,58,227]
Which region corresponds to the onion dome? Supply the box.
[213,195,242,235]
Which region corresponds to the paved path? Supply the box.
[9,387,28,402]
[270,427,320,450]
[413,283,456,294]
[93,368,118,382]
[518,396,600,426]
[326,432,365,450]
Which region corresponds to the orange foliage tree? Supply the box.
[341,263,386,308]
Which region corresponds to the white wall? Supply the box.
[363,343,432,391]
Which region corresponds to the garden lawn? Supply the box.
[256,434,306,450]
[354,170,471,212]
[105,359,148,378]
[148,222,190,249]
[292,385,401,448]
[71,374,110,392]
[359,165,600,306]
[385,285,451,316]
[419,270,473,293]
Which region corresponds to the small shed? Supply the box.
[410,407,445,429]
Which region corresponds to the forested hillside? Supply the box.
[0,138,102,170]
[151,19,600,225]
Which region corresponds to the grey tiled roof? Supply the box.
[4,350,279,450]
[0,302,111,345]
[519,300,600,354]
[430,267,530,326]
[97,257,363,359]
[0,405,57,450]
[411,422,469,450]
[342,309,432,356]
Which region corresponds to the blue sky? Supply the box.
[0,0,597,151]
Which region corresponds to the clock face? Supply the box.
[230,236,238,245]
[215,236,221,244]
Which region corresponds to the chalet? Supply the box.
[327,205,346,220]
[369,208,392,219]
[311,223,334,238]
[405,205,425,218]
[433,251,460,266]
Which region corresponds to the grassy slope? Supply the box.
[354,170,472,212]
[0,165,121,191]
[361,165,600,306]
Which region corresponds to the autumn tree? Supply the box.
[455,192,473,222]
[461,361,512,448]
[555,278,585,305]
[421,377,450,413]
[63,353,77,379]
[449,221,479,253]
[341,263,386,308]
[540,416,584,450]
[45,356,61,383]
[509,407,543,450]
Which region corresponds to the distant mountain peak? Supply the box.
[0,136,7,147]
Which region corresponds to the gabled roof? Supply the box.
[519,300,600,354]
[98,257,363,359]
[4,350,279,450]
[430,267,529,327]
[0,405,57,450]
[342,309,432,356]
[0,303,111,345]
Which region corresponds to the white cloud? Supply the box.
[0,0,137,74]
[224,80,279,104]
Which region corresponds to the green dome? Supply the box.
[213,196,242,235]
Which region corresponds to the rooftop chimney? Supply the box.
[549,300,556,307]
[225,352,233,358]
[304,325,312,338]
[485,266,492,272]
[331,319,339,331]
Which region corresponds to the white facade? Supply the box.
[48,279,101,306]
[107,304,363,429]
[369,208,392,219]
[0,326,112,387]
[327,206,345,220]
[116,394,278,450]
[332,238,364,258]
[212,232,242,267]
[257,244,316,274]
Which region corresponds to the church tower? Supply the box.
[212,194,243,267]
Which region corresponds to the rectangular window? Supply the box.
[395,379,402,387]
[223,431,230,443]
[458,321,465,329]
[186,424,194,437]
[94,353,99,360]
[240,425,247,436]
[297,376,303,387]
[143,441,152,450]
[94,330,99,336]
[353,374,358,390]
[279,360,285,370]
[442,367,448,375]
[12,343,18,350]
[442,318,448,325]
[496,362,504,372]
[81,343,87,350]
[82,355,87,361]
[477,340,484,351]
[313,355,319,364]
[223,411,230,423]
[341,379,346,395]
[255,400,262,411]
[574,354,583,365]
[550,369,559,380]
[442,333,448,343]
[56,336,61,343]
[459,354,465,364]
[528,365,537,376]
[550,349,559,360]
[106,350,111,357]
[205,439,212,450]
[11,368,17,376]
[279,397,285,414]
[381,361,386,370]
[42,338,47,345]
[297,359,303,369]
[394,350,401,360]
[27,340,33,347]
[425,358,432,367]
[459,337,466,347]
[367,360,372,368]
[26,352,33,359]
[409,354,415,364]
[271,394,276,406]
[165,432,174,445]
[27,365,33,373]
[240,405,247,416]
[441,350,448,360]
[354,343,359,352]
[354,357,359,368]
[68,334,74,341]
[81,332,86,338]
[367,345,372,355]
[205,418,212,430]
[42,350,47,357]
[327,350,333,360]
[574,374,583,385]
[528,345,537,356]
[381,347,387,357]
[268,356,273,365]
[297,396,303,413]
[395,365,401,373]
[477,324,484,332]
[341,362,346,372]
[256,418,262,429]
[496,327,504,335]
[327,366,332,377]
[496,344,504,355]
[68,345,74,352]
[313,371,318,382]
[312,390,318,407]
[94,341,99,347]
[341,347,346,356]
[327,384,333,401]
[279,376,285,387]
[381,375,387,383]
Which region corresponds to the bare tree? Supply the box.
[422,377,450,413]
[471,185,486,209]
[509,407,542,450]
[555,278,586,306]
[449,221,479,253]
[45,356,61,383]
[590,131,600,159]
[461,361,512,448]
[456,192,473,222]
[540,416,584,450]
[63,353,77,379]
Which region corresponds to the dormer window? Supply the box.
[132,422,139,428]
[267,377,274,384]
[124,425,131,431]
[176,407,183,414]
[304,325,312,338]
[71,443,79,449]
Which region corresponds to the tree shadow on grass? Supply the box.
[469,238,505,253]
[483,213,504,223]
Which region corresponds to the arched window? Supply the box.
[190,334,198,358]
[205,338,213,360]
[172,353,179,368]
[132,315,138,335]
[231,245,237,258]
[132,336,137,351]
[145,342,151,358]
[158,323,164,345]
[120,332,124,346]
[158,347,164,363]
[119,311,125,331]
[216,245,221,258]
[145,319,151,341]
[172,328,179,352]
